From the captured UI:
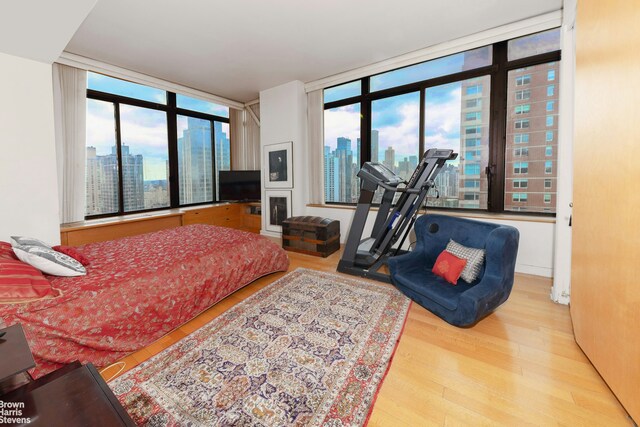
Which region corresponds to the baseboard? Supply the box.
[515,263,552,278]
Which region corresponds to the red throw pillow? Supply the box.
[0,258,61,304]
[52,245,91,266]
[432,250,467,285]
[0,241,17,260]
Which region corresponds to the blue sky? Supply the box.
[323,47,493,165]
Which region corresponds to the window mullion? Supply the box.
[361,78,371,166]
[114,102,125,215]
[419,89,425,156]
[488,42,508,212]
[211,120,217,202]
[167,92,179,208]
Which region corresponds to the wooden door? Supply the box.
[572,0,640,422]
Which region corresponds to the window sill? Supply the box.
[62,202,240,231]
[61,209,184,231]
[306,203,556,224]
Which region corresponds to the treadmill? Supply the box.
[337,148,458,283]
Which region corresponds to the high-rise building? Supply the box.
[504,62,560,213]
[214,121,231,172]
[383,146,395,171]
[178,117,213,204]
[324,146,334,201]
[397,157,412,178]
[335,137,353,202]
[85,144,144,215]
[371,130,379,163]
[86,146,106,215]
[458,78,490,209]
[119,145,144,211]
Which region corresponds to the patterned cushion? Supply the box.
[52,245,91,266]
[13,245,86,277]
[432,250,467,285]
[0,258,60,304]
[446,239,485,283]
[10,236,51,248]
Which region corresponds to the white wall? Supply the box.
[0,52,60,244]
[260,80,307,237]
[307,205,554,278]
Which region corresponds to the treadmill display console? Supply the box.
[360,162,404,184]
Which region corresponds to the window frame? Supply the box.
[86,82,230,219]
[322,34,561,216]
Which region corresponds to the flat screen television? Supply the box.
[218,170,261,202]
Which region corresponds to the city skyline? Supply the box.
[86,116,231,215]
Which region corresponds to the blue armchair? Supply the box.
[388,214,519,327]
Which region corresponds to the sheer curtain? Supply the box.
[307,90,324,204]
[230,104,261,170]
[53,63,87,224]
[245,103,261,170]
[230,108,245,170]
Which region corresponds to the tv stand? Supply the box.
[243,202,262,232]
[182,202,261,234]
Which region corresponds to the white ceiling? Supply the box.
[64,0,563,103]
[0,0,96,64]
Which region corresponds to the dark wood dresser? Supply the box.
[0,324,134,426]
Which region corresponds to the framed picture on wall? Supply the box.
[264,141,293,188]
[265,190,291,233]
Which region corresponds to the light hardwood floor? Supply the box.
[101,250,633,426]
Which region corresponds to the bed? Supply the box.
[0,224,289,378]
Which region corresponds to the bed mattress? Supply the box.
[1,224,289,378]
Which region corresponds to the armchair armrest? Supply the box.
[387,249,426,272]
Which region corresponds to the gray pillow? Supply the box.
[13,245,86,277]
[446,239,485,283]
[11,236,51,249]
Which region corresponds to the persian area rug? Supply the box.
[109,268,410,426]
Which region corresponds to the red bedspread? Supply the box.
[1,224,289,378]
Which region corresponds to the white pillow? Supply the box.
[11,236,51,248]
[13,245,86,277]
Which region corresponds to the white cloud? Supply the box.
[375,102,420,160]
[324,106,360,150]
[424,86,462,137]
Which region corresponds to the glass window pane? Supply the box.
[371,92,421,202]
[86,99,119,216]
[424,76,491,209]
[324,81,361,104]
[88,72,166,104]
[505,62,560,213]
[215,121,231,172]
[323,103,361,203]
[370,46,492,92]
[119,105,170,212]
[508,28,561,61]
[176,94,229,118]
[177,116,213,204]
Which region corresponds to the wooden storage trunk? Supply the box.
[282,216,340,257]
